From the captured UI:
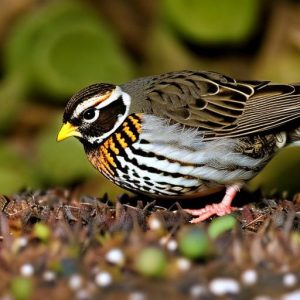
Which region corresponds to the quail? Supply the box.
[57,70,300,223]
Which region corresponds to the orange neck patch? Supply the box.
[95,113,142,178]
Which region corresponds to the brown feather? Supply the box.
[123,70,300,139]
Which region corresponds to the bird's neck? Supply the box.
[83,113,143,178]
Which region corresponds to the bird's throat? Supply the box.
[85,113,142,180]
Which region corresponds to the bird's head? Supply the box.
[57,83,131,145]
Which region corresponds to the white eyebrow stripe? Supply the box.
[74,96,105,117]
[87,89,132,144]
[73,86,123,118]
[95,86,123,109]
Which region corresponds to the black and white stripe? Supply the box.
[110,115,268,196]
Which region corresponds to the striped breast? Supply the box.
[86,114,282,197]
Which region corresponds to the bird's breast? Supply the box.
[86,114,277,197]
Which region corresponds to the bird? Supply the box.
[57,70,300,223]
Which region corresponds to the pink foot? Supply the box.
[184,185,240,223]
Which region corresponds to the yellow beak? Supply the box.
[57,122,82,142]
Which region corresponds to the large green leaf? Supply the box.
[35,115,95,186]
[32,22,134,99]
[4,1,135,100]
[163,0,261,44]
[0,144,37,194]
[4,1,94,74]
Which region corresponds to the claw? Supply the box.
[184,184,241,223]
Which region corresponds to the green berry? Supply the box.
[135,247,167,277]
[10,277,33,300]
[208,215,237,239]
[178,227,211,259]
[33,223,51,242]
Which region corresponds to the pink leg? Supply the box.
[184,184,241,223]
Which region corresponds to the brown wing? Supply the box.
[141,70,300,139]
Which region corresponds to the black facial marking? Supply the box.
[79,96,126,139]
[63,83,116,123]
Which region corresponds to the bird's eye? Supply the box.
[83,109,99,123]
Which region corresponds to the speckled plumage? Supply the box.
[58,70,300,222]
[122,71,300,139]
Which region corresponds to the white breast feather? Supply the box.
[133,114,268,183]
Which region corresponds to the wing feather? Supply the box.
[135,71,300,139]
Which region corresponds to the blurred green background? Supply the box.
[0,0,299,196]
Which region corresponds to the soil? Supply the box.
[1,189,300,299]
